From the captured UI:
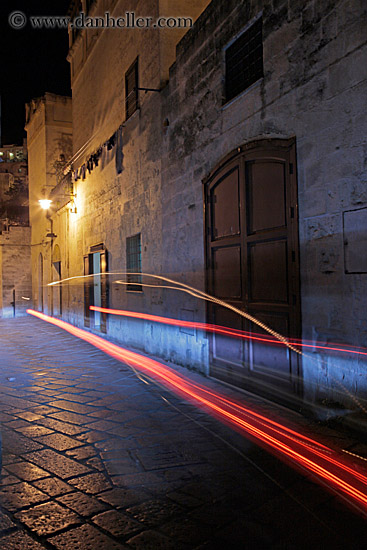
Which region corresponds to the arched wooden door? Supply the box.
[204,139,301,401]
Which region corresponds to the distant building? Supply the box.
[0,140,28,225]
[26,0,367,414]
[0,140,31,317]
[25,93,72,316]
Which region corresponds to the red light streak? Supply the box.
[90,306,367,357]
[27,309,367,513]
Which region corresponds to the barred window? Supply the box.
[225,17,263,103]
[125,58,139,120]
[126,233,142,291]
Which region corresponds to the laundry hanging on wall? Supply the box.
[115,126,124,175]
[71,125,124,183]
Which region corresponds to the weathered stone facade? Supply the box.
[0,141,28,224]
[158,0,367,409]
[0,226,32,317]
[25,93,72,316]
[27,0,367,412]
[0,141,31,317]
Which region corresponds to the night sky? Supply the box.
[0,1,71,145]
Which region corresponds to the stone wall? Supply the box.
[159,0,367,406]
[0,226,32,317]
[27,0,367,409]
[63,0,213,363]
[26,93,72,315]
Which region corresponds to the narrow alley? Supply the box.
[0,316,365,549]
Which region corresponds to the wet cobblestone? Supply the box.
[5,461,51,482]
[24,449,92,478]
[92,509,143,538]
[0,530,46,549]
[14,500,80,535]
[0,317,366,549]
[56,491,108,517]
[0,481,49,511]
[32,476,74,497]
[48,523,128,549]
[126,529,178,550]
[97,487,151,508]
[67,472,113,494]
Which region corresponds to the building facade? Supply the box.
[25,93,73,317]
[27,0,367,414]
[0,140,31,317]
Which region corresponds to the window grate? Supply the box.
[126,233,142,291]
[225,17,263,103]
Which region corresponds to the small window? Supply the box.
[125,58,139,120]
[126,233,142,291]
[225,17,263,103]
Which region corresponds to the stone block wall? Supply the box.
[27,0,367,408]
[0,226,32,317]
[159,0,367,406]
[26,94,72,315]
[64,0,213,368]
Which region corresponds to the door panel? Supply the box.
[84,247,108,332]
[205,140,301,399]
[247,311,291,382]
[213,306,244,366]
[249,240,288,303]
[93,253,101,329]
[100,251,108,333]
[247,161,286,233]
[211,168,240,239]
[212,247,242,299]
[38,253,43,312]
[52,261,62,316]
[84,255,92,327]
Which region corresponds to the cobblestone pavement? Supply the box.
[0,317,366,549]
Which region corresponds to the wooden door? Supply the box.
[204,139,301,399]
[84,246,108,332]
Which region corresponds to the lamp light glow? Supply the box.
[39,199,52,210]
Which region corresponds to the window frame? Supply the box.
[125,57,139,121]
[126,233,142,292]
[223,15,263,105]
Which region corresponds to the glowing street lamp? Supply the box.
[39,199,52,210]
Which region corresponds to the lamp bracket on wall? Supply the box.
[136,87,161,93]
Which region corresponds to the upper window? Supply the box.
[126,233,142,291]
[125,58,139,120]
[225,16,263,103]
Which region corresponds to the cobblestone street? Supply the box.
[0,317,365,549]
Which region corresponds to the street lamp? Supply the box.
[38,199,56,237]
[39,199,52,210]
